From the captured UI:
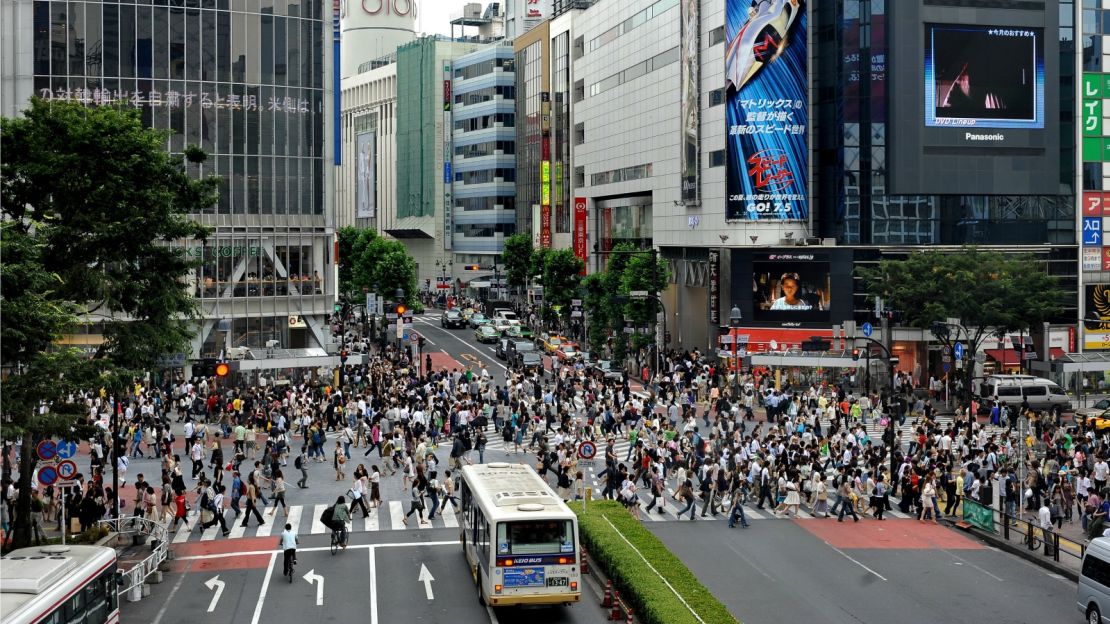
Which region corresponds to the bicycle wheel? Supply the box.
[331,531,338,555]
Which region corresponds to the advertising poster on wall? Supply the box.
[573,197,588,274]
[355,131,376,219]
[1086,284,1110,349]
[680,0,700,204]
[724,0,808,221]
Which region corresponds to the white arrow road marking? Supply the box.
[304,569,325,606]
[417,563,435,600]
[204,575,225,613]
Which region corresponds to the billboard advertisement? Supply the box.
[680,0,700,204]
[1086,284,1110,350]
[724,0,808,221]
[751,252,830,323]
[924,24,1044,130]
[355,131,376,219]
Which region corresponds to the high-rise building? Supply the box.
[6,0,337,364]
[450,41,517,264]
[339,0,416,78]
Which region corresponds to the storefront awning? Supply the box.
[984,347,1065,365]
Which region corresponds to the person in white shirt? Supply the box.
[279,523,299,573]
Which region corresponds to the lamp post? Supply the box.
[730,305,742,400]
[436,260,453,302]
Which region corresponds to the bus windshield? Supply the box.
[496,520,574,556]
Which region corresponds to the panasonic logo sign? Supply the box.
[965,132,1004,141]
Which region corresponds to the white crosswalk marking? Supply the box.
[287,506,303,534]
[227,516,248,539]
[441,509,459,528]
[311,504,329,535]
[365,509,379,531]
[389,501,406,530]
[172,513,199,543]
[200,519,220,541]
[255,508,276,536]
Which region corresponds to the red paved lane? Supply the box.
[797,518,985,550]
[426,350,464,373]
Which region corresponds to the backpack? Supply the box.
[200,491,211,509]
[320,505,334,525]
[295,455,304,470]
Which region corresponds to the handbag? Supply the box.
[347,488,357,500]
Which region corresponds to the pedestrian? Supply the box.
[171,490,188,530]
[267,469,287,518]
[240,475,265,528]
[440,469,459,514]
[403,474,428,526]
[675,478,697,520]
[836,477,859,523]
[334,441,347,481]
[869,477,887,521]
[350,465,370,518]
[295,447,309,489]
[426,471,441,521]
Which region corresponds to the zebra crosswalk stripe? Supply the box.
[389,501,406,530]
[287,506,303,534]
[310,504,329,535]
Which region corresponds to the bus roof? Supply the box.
[460,463,576,521]
[1,545,116,622]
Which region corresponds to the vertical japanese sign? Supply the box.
[333,0,342,165]
[680,0,700,204]
[356,131,376,218]
[443,64,453,250]
[573,197,588,274]
[540,160,552,248]
[725,0,808,220]
[708,249,720,325]
[1082,73,1110,162]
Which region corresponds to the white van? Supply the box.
[1079,537,1110,623]
[977,374,1071,416]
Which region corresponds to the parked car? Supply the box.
[503,325,534,340]
[539,333,568,354]
[589,360,625,383]
[556,343,582,363]
[474,325,499,343]
[468,313,491,328]
[976,374,1072,417]
[518,352,544,375]
[441,309,466,329]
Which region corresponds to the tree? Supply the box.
[1,99,215,547]
[581,273,610,353]
[620,251,670,353]
[372,242,419,305]
[336,225,365,298]
[858,247,1065,395]
[540,249,585,324]
[501,234,533,293]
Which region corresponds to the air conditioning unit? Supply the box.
[265,339,280,348]
[805,237,823,246]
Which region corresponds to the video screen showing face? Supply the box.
[752,258,830,322]
[924,24,1044,129]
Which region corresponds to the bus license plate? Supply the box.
[546,577,568,587]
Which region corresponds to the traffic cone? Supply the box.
[609,590,623,620]
[581,547,590,576]
[601,580,613,608]
[626,608,634,624]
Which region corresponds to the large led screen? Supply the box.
[751,253,830,323]
[924,24,1044,129]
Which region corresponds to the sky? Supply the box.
[416,0,476,37]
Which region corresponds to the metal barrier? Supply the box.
[97,516,171,603]
[962,498,1086,565]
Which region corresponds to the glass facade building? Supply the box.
[813,0,1077,246]
[451,42,517,255]
[25,0,335,358]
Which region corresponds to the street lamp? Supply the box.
[730,305,742,399]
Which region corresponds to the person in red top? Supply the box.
[171,491,188,530]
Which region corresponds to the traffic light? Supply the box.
[418,336,426,350]
[851,348,860,361]
[215,362,231,377]
[396,303,407,315]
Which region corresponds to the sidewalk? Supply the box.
[945,507,1086,581]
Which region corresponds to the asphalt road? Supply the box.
[647,518,1076,624]
[126,528,607,624]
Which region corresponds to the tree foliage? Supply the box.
[501,234,533,290]
[337,226,418,304]
[541,249,585,323]
[858,247,1065,389]
[579,245,670,360]
[1,99,216,548]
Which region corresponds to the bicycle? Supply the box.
[1021,517,1042,550]
[283,550,296,583]
[330,525,348,555]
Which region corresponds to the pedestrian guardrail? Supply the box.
[961,498,1086,565]
[97,516,171,603]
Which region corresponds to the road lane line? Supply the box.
[942,549,1003,581]
[150,557,190,624]
[311,504,328,534]
[248,552,278,624]
[369,547,379,624]
[826,544,888,582]
[415,318,508,372]
[287,506,303,534]
[441,509,459,528]
[390,501,406,530]
[174,541,458,560]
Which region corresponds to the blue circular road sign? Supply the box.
[37,465,58,486]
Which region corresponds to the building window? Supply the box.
[573,79,584,103]
[709,149,725,167]
[587,47,679,98]
[574,166,585,187]
[590,163,652,186]
[708,88,725,107]
[709,26,725,46]
[574,122,585,145]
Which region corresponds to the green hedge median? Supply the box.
[575,500,740,624]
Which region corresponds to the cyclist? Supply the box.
[324,495,351,549]
[279,523,299,575]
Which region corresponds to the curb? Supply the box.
[582,549,639,623]
[941,518,1080,582]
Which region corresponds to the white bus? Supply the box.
[460,462,582,607]
[0,545,119,624]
